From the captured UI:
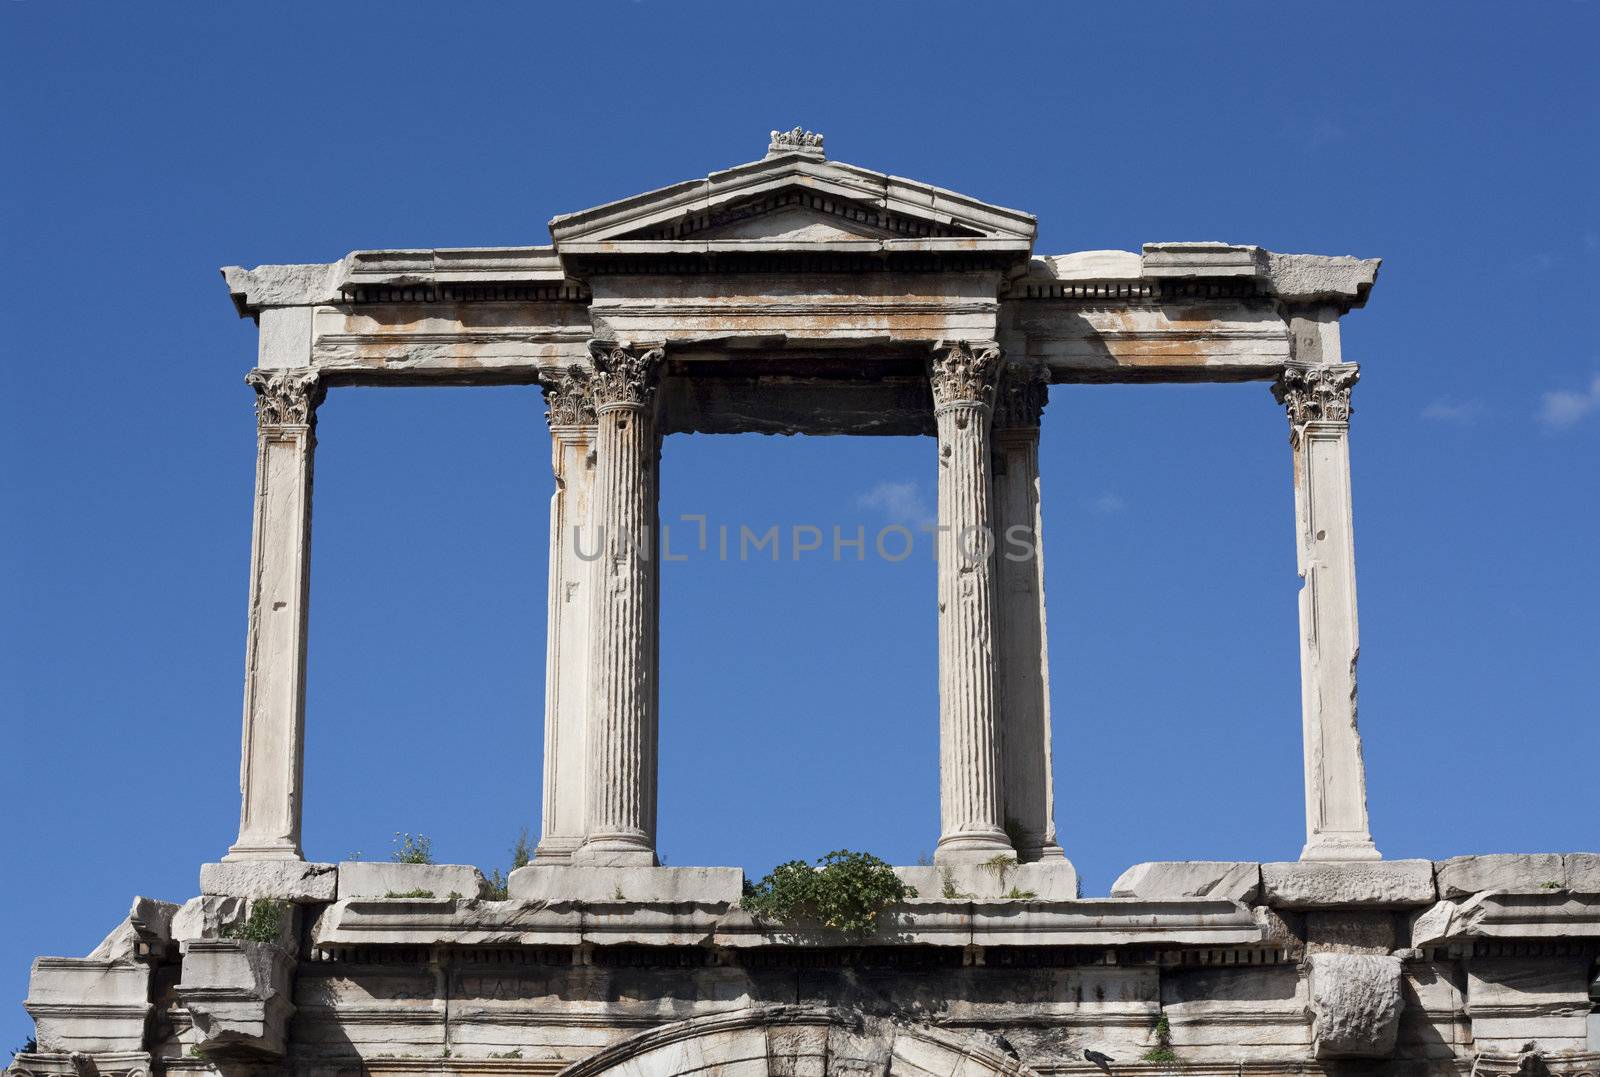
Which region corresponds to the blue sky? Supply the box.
[3,1,1597,1049]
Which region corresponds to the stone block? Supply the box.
[1435,854,1566,898]
[177,939,295,1059]
[1141,241,1265,278]
[1110,861,1261,903]
[893,859,1078,903]
[1306,911,1396,954]
[336,861,490,900]
[201,860,336,903]
[1564,852,1600,893]
[1465,955,1592,1053]
[25,957,151,1054]
[1262,859,1435,909]
[508,864,742,905]
[171,895,247,943]
[1308,953,1403,1058]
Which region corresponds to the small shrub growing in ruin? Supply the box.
[485,828,533,900]
[742,850,915,937]
[1141,1013,1177,1063]
[220,899,286,944]
[391,833,434,864]
[384,889,435,899]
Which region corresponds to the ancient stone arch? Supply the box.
[558,1007,1038,1077]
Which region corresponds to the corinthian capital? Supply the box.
[1273,362,1359,441]
[930,340,1002,410]
[994,364,1049,429]
[541,365,597,428]
[246,368,325,430]
[588,341,664,410]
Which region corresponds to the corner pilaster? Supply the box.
[227,368,324,862]
[536,367,599,863]
[1273,361,1380,862]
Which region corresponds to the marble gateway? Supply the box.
[12,131,1597,1077]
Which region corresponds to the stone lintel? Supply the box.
[507,864,743,905]
[1262,859,1436,909]
[199,860,336,903]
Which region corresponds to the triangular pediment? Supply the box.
[613,187,986,243]
[548,138,1036,262]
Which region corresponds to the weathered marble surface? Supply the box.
[13,855,1600,1077]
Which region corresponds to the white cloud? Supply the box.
[1087,492,1126,516]
[1538,375,1600,430]
[1421,399,1484,424]
[858,481,933,526]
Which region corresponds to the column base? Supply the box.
[934,829,1014,866]
[1016,841,1067,864]
[532,836,584,864]
[573,835,658,867]
[1301,833,1383,862]
[222,840,304,863]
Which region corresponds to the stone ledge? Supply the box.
[306,896,1264,951]
[1435,852,1600,898]
[894,859,1079,903]
[338,861,491,900]
[1261,859,1436,909]
[1110,861,1261,904]
[507,864,742,905]
[200,860,336,903]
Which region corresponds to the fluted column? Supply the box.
[992,366,1065,863]
[931,340,1013,864]
[1274,362,1381,862]
[576,342,663,867]
[227,368,324,861]
[535,367,599,862]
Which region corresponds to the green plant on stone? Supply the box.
[384,889,435,899]
[1004,887,1037,900]
[489,1050,524,1059]
[220,898,287,943]
[741,850,915,937]
[486,828,533,900]
[392,833,434,864]
[983,854,1017,884]
[940,867,970,900]
[1141,1013,1177,1064]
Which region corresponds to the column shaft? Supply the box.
[1275,362,1381,862]
[931,341,1012,864]
[227,369,323,862]
[536,369,598,862]
[991,369,1064,862]
[577,344,662,866]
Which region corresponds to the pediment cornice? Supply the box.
[547,138,1037,269]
